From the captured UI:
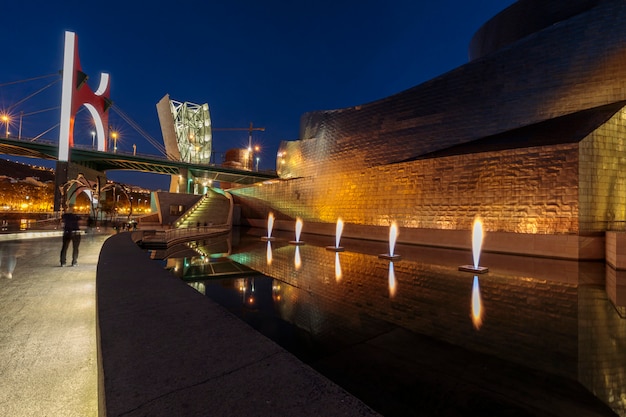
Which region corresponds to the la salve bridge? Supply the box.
[0,134,277,187]
[0,30,278,215]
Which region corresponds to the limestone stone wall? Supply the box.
[234,143,580,235]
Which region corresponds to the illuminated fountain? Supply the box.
[388,261,397,298]
[260,213,276,241]
[459,217,489,273]
[289,217,305,245]
[378,222,401,260]
[471,276,483,330]
[326,218,345,251]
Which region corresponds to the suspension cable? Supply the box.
[21,106,60,117]
[31,123,59,142]
[0,73,59,88]
[111,104,169,156]
[8,78,61,111]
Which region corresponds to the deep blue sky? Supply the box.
[1,0,516,189]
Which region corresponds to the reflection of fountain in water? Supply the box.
[266,241,272,265]
[326,218,345,251]
[261,213,276,241]
[294,246,302,270]
[388,261,397,298]
[335,252,342,282]
[459,217,488,273]
[471,275,483,329]
[379,222,401,260]
[290,217,305,245]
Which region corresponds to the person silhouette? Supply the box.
[60,205,81,267]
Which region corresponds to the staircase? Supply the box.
[174,189,232,229]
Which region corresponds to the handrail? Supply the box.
[174,194,209,228]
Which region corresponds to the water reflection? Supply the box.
[294,246,301,270]
[471,276,483,330]
[334,252,341,282]
[388,261,396,298]
[164,230,626,417]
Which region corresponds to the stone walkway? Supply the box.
[0,231,110,417]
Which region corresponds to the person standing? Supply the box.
[60,205,81,267]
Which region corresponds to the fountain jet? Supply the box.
[326,218,345,251]
[261,213,276,241]
[459,217,488,273]
[379,222,401,260]
[289,217,305,245]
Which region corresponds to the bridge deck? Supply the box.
[0,136,279,185]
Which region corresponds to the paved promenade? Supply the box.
[0,231,109,417]
[0,231,377,417]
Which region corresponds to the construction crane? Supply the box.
[212,122,265,170]
[212,121,265,150]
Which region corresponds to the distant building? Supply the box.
[156,94,212,193]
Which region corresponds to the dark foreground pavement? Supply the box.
[97,233,378,417]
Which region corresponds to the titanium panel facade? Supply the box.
[232,0,626,239]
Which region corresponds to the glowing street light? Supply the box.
[111,131,118,153]
[256,157,260,171]
[1,114,9,138]
[91,131,96,149]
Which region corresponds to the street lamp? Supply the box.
[18,111,23,139]
[111,131,118,153]
[256,157,260,172]
[91,131,96,149]
[1,115,9,138]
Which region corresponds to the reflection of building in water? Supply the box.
[579,285,626,416]
[229,0,626,261]
[222,241,626,416]
[232,244,580,379]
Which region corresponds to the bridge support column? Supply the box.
[54,161,69,212]
[170,168,191,194]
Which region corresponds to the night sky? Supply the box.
[1,0,516,189]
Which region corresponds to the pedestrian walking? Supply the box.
[60,205,82,267]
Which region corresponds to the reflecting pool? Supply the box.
[162,227,626,417]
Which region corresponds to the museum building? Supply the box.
[230,0,626,260]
